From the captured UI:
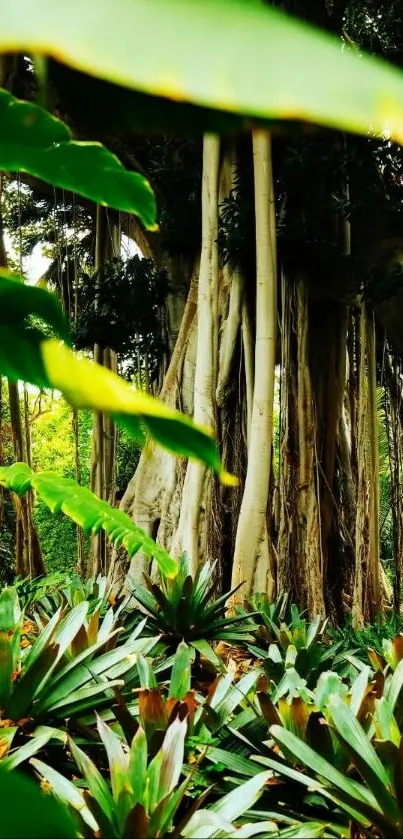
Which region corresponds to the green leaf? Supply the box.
[0,276,235,482]
[158,715,187,796]
[182,810,235,839]
[270,725,380,812]
[44,680,124,718]
[53,601,89,662]
[254,740,390,832]
[328,695,398,821]
[4,1,403,142]
[0,766,76,838]
[3,727,57,769]
[387,659,403,712]
[0,464,177,578]
[0,318,234,483]
[328,695,391,789]
[68,737,115,828]
[169,642,194,700]
[315,671,347,714]
[0,89,156,228]
[210,771,271,821]
[128,727,147,806]
[31,757,99,831]
[189,639,223,671]
[205,747,260,778]
[0,272,70,343]
[0,587,21,633]
[0,631,14,709]
[96,716,129,802]
[374,697,401,747]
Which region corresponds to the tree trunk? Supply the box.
[72,408,85,576]
[231,130,277,601]
[0,174,45,579]
[170,134,220,573]
[277,277,325,616]
[108,141,252,595]
[90,206,119,576]
[366,305,381,615]
[7,381,45,577]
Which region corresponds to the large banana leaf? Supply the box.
[0,462,177,577]
[0,275,235,483]
[0,88,156,227]
[3,1,403,142]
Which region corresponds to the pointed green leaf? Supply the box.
[3,727,56,769]
[169,643,194,700]
[31,758,98,830]
[0,273,70,342]
[128,727,147,806]
[0,464,178,578]
[96,716,129,801]
[69,737,115,828]
[210,771,271,821]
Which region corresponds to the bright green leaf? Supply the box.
[0,463,178,578]
[0,88,156,227]
[3,1,403,142]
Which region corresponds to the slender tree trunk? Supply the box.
[0,375,3,527]
[366,305,381,615]
[90,207,119,576]
[0,175,45,579]
[231,130,277,600]
[352,304,384,623]
[390,376,403,612]
[170,134,220,573]
[352,308,367,626]
[72,408,85,576]
[7,381,45,577]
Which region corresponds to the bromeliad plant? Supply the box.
[247,605,344,690]
[129,554,254,662]
[31,709,273,839]
[0,586,159,743]
[262,690,403,839]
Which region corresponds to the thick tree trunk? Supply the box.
[278,277,325,615]
[108,141,251,595]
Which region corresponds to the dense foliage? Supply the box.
[4,1,403,837]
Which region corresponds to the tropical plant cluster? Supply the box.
[2,569,403,838]
[4,1,403,837]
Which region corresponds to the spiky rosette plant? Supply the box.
[128,554,254,664]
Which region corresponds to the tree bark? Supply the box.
[231,130,277,601]
[170,134,220,573]
[89,206,119,576]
